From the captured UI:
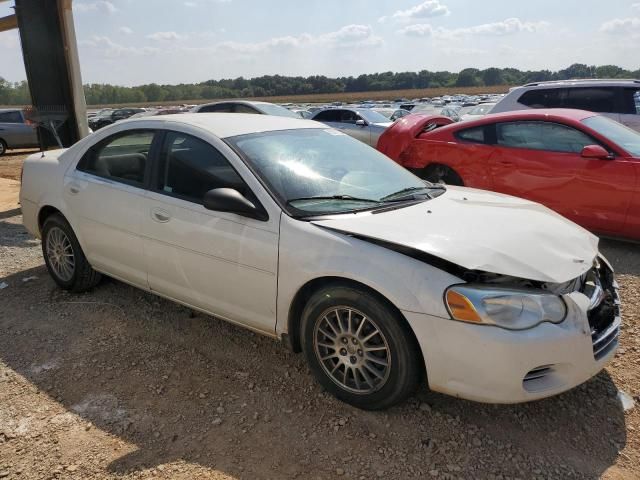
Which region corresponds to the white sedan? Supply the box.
[20,114,620,409]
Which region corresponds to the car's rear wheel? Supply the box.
[42,213,101,292]
[422,164,463,186]
[0,139,7,156]
[301,283,421,410]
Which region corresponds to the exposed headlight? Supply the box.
[445,285,567,330]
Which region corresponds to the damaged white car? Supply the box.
[20,114,621,410]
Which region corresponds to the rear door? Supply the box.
[489,120,634,233]
[65,129,157,287]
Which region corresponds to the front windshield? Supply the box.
[258,103,300,118]
[228,128,436,216]
[358,109,392,124]
[582,115,640,157]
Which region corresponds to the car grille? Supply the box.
[583,260,621,360]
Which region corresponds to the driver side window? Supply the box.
[156,131,248,204]
[340,110,358,124]
[496,121,596,154]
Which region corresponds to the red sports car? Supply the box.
[377,109,640,241]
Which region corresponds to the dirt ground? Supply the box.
[1,151,639,479]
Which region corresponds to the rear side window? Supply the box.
[78,130,154,186]
[313,110,341,122]
[456,126,486,144]
[199,103,233,113]
[156,131,248,204]
[518,89,564,109]
[621,88,640,114]
[0,111,23,123]
[496,121,595,154]
[565,87,617,113]
[234,104,259,114]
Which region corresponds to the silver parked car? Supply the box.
[192,100,300,119]
[491,79,640,132]
[310,108,392,146]
[0,109,39,155]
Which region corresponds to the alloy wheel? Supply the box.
[313,306,391,394]
[46,226,75,282]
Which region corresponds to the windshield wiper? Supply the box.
[381,186,443,202]
[287,195,382,205]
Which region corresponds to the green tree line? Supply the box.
[1,64,638,106]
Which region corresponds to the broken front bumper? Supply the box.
[403,288,620,404]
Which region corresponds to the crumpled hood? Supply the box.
[311,186,599,284]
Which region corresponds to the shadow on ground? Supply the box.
[0,262,628,479]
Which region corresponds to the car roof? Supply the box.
[520,79,640,88]
[470,108,594,123]
[428,109,599,134]
[197,100,278,107]
[124,112,324,138]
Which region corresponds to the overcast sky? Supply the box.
[1,0,639,86]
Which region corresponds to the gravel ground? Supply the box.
[1,154,639,479]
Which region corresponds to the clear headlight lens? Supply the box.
[445,285,567,330]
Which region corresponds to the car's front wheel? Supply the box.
[422,164,463,186]
[301,284,422,410]
[0,139,7,156]
[41,213,101,292]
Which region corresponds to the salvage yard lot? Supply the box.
[1,152,639,479]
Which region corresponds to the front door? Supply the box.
[489,120,635,234]
[141,130,279,334]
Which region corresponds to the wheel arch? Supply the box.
[38,205,65,234]
[420,163,465,186]
[285,276,425,378]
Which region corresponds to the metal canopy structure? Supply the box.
[0,0,88,148]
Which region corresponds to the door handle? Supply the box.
[151,208,171,223]
[67,182,82,195]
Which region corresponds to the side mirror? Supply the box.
[581,145,613,160]
[355,119,367,127]
[203,188,268,221]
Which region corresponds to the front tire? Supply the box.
[42,213,101,292]
[301,284,421,410]
[422,164,463,186]
[0,139,7,156]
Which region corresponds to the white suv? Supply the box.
[492,79,640,132]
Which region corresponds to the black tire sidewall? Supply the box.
[41,215,86,290]
[0,140,6,156]
[301,285,420,410]
[424,165,463,186]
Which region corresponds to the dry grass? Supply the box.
[81,85,511,108]
[1,86,511,109]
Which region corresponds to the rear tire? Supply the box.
[0,139,7,156]
[422,164,463,186]
[301,283,421,410]
[41,213,101,292]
